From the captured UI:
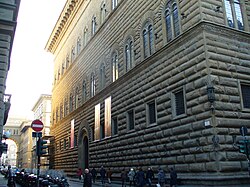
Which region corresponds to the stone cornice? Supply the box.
[45,0,82,54]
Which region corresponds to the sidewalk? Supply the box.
[0,174,7,187]
[68,177,250,187]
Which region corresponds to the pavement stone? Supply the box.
[0,173,7,187]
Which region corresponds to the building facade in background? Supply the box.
[31,94,52,169]
[46,0,250,185]
[0,0,20,155]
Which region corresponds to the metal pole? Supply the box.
[37,137,40,187]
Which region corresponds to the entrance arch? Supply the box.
[78,119,92,169]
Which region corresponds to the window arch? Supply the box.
[64,98,68,116]
[90,73,96,97]
[164,1,180,42]
[100,63,106,89]
[224,0,244,30]
[82,80,87,103]
[125,36,134,72]
[83,27,88,46]
[60,103,63,120]
[75,87,79,109]
[172,3,180,36]
[69,93,74,112]
[71,47,76,62]
[56,107,59,123]
[112,51,119,82]
[100,2,106,24]
[77,37,81,54]
[142,22,154,58]
[92,16,97,35]
[66,55,70,69]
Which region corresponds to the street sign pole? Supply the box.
[37,137,41,187]
[31,120,44,187]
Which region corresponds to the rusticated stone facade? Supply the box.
[46,0,250,185]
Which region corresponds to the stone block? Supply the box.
[220,161,241,172]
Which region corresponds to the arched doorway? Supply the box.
[78,119,91,169]
[83,136,89,169]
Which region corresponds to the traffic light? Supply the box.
[37,138,48,156]
[239,140,247,154]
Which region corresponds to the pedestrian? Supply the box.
[135,167,145,187]
[146,167,154,187]
[91,168,97,183]
[128,168,135,187]
[7,165,16,187]
[169,167,177,187]
[157,168,166,187]
[106,168,112,184]
[83,168,92,187]
[100,166,106,185]
[77,168,83,181]
[121,168,127,187]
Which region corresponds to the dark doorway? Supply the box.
[83,136,89,169]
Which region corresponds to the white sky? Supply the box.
[6,0,66,119]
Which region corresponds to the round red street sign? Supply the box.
[31,119,44,132]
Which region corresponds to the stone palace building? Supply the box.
[45,0,250,185]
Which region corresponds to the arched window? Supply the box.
[61,63,64,76]
[101,2,106,24]
[125,37,134,72]
[83,28,88,46]
[143,22,154,58]
[77,37,81,54]
[112,0,118,10]
[64,98,68,116]
[60,103,63,120]
[56,107,59,123]
[90,73,96,97]
[71,47,76,62]
[100,63,106,89]
[75,87,79,109]
[172,3,180,36]
[82,80,87,103]
[165,1,180,42]
[66,55,70,69]
[69,93,73,112]
[112,51,119,82]
[165,9,172,42]
[224,0,244,30]
[92,16,97,35]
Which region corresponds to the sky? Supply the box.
[6,0,67,119]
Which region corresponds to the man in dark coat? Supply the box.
[100,166,106,185]
[136,167,145,187]
[91,168,97,183]
[83,168,92,187]
[170,167,177,187]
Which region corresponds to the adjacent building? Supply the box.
[31,94,52,169]
[0,0,20,155]
[46,0,250,185]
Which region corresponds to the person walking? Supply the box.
[100,166,106,185]
[121,168,127,187]
[128,168,135,187]
[7,165,16,187]
[83,168,92,187]
[107,168,112,184]
[157,168,166,187]
[77,168,83,181]
[91,168,97,183]
[146,167,154,187]
[135,167,145,187]
[169,167,177,187]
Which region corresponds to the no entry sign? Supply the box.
[31,119,44,132]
